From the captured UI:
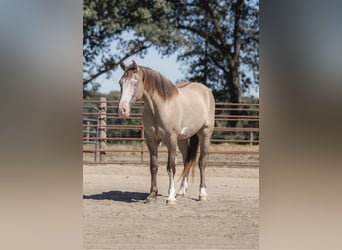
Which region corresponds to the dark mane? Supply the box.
[140,66,178,99]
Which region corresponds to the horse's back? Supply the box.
[177,82,215,111]
[176,82,215,127]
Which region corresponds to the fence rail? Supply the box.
[83,99,259,167]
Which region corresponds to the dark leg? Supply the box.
[198,131,211,201]
[146,138,160,203]
[166,135,177,205]
[176,139,189,197]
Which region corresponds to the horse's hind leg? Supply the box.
[198,129,212,201]
[176,139,189,197]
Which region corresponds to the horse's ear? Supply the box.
[132,60,138,71]
[120,61,127,71]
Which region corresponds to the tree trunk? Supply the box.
[228,66,241,104]
[227,66,242,127]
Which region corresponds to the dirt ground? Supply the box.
[83,163,259,250]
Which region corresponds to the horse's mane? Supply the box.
[140,66,178,100]
[176,82,192,88]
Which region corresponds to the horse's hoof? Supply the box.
[145,196,157,204]
[199,195,208,201]
[166,199,176,205]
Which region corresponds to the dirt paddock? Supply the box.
[83,164,259,250]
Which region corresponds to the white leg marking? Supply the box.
[167,171,176,201]
[177,176,188,196]
[199,187,208,197]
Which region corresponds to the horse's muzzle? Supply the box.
[118,103,130,118]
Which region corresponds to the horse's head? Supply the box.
[117,60,144,118]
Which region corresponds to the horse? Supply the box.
[117,60,215,205]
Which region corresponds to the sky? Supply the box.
[97,47,183,94]
[96,47,259,97]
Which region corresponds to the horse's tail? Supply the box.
[180,134,199,180]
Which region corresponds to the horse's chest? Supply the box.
[143,112,167,139]
[150,125,167,138]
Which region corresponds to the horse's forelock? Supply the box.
[125,64,137,73]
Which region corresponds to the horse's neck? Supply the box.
[142,90,164,117]
[142,92,154,113]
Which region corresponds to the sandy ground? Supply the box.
[83,164,259,250]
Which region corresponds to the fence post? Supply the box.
[86,121,90,143]
[250,131,254,146]
[99,97,107,162]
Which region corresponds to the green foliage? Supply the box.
[173,0,259,102]
[83,0,183,92]
[83,0,259,103]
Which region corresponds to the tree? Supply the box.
[83,0,259,102]
[172,0,259,103]
[83,0,182,96]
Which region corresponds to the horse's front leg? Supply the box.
[166,136,177,205]
[145,137,160,203]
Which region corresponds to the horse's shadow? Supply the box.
[83,190,149,203]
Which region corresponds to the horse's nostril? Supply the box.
[118,104,129,117]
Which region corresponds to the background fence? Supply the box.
[83,98,259,167]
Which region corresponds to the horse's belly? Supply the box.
[177,125,199,140]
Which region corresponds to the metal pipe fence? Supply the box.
[83,99,259,167]
[82,106,99,161]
